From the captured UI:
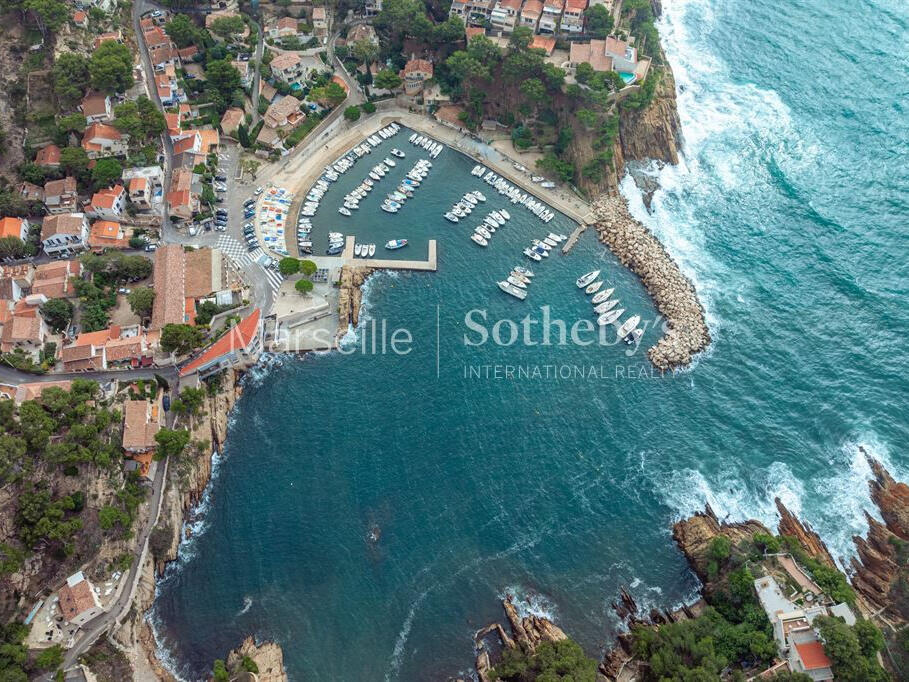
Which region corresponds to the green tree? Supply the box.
[373,68,402,91]
[205,59,242,112]
[164,14,200,48]
[508,26,534,51]
[430,16,464,46]
[343,105,361,122]
[351,38,379,65]
[814,616,888,681]
[853,619,885,658]
[57,113,87,135]
[361,101,376,114]
[491,638,596,681]
[210,15,246,39]
[0,237,28,260]
[278,257,300,276]
[575,62,595,85]
[24,0,68,32]
[294,278,313,294]
[92,157,123,187]
[171,387,206,417]
[126,287,155,320]
[154,428,191,460]
[40,298,74,333]
[160,324,205,355]
[52,53,91,106]
[299,259,317,276]
[309,81,346,107]
[90,41,135,94]
[212,659,229,682]
[446,51,488,83]
[374,0,431,44]
[59,146,90,177]
[584,4,614,39]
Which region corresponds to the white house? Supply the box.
[41,213,89,257]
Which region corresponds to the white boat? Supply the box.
[470,233,488,246]
[597,309,624,326]
[385,200,402,209]
[498,281,527,300]
[547,232,566,242]
[543,237,559,247]
[369,171,381,181]
[483,222,495,233]
[463,194,478,205]
[409,133,417,143]
[591,288,615,304]
[523,248,542,262]
[514,266,534,277]
[354,244,363,257]
[594,299,619,314]
[500,209,511,220]
[385,239,408,250]
[531,176,543,182]
[328,232,343,239]
[617,315,642,341]
[586,281,603,294]
[507,276,527,289]
[391,148,405,158]
[532,239,551,251]
[533,245,549,258]
[368,244,376,257]
[339,207,351,216]
[540,181,556,189]
[381,204,398,213]
[384,157,396,167]
[576,270,601,288]
[472,191,486,202]
[509,270,530,284]
[491,210,504,222]
[444,212,459,223]
[475,226,492,239]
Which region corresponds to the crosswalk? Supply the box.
[216,236,284,300]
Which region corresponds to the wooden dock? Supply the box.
[561,224,589,254]
[343,237,437,271]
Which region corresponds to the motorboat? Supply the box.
[409,133,417,143]
[597,309,624,326]
[617,315,642,342]
[484,222,496,233]
[463,194,478,206]
[326,244,344,255]
[470,233,488,247]
[507,275,528,289]
[354,244,363,257]
[339,207,352,216]
[472,190,487,202]
[509,271,530,284]
[594,299,619,314]
[576,270,601,288]
[523,248,542,262]
[385,239,408,250]
[532,239,551,251]
[500,209,511,220]
[475,226,492,239]
[543,237,559,247]
[444,212,459,223]
[391,148,405,158]
[491,210,504,222]
[532,245,549,257]
[381,204,399,213]
[591,288,615,304]
[368,244,376,257]
[498,281,527,300]
[547,232,567,242]
[513,266,534,277]
[586,281,603,294]
[369,171,381,181]
[328,232,343,239]
[484,217,500,229]
[384,157,396,167]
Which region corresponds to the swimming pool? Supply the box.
[619,71,636,84]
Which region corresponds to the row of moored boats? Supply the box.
[522,232,567,261]
[443,190,487,222]
[469,206,511,247]
[353,242,377,258]
[381,159,432,214]
[576,270,643,343]
[472,166,556,223]
[497,266,536,300]
[408,133,443,158]
[338,154,405,217]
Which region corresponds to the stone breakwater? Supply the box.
[592,194,711,370]
[337,265,374,334]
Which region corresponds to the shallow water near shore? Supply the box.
[152,0,909,678]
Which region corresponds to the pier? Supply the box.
[342,236,437,271]
[561,224,589,255]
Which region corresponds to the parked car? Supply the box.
[215,175,227,182]
[216,225,226,232]
[118,287,131,295]
[145,244,157,252]
[254,186,263,196]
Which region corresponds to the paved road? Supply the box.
[250,19,265,126]
[0,364,178,387]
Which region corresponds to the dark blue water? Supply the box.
[152,0,909,679]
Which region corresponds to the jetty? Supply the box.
[561,224,589,254]
[343,236,437,271]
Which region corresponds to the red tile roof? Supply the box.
[35,144,61,166]
[90,185,124,210]
[794,641,832,671]
[179,309,260,376]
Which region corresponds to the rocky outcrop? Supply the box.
[226,636,288,682]
[337,266,373,333]
[592,194,711,371]
[617,65,681,169]
[848,454,909,623]
[775,498,837,567]
[671,505,770,582]
[474,596,567,681]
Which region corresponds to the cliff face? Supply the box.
[617,64,681,170]
[338,266,373,333]
[774,497,837,567]
[849,453,909,623]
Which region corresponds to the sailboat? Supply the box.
[597,308,624,326]
[591,288,615,304]
[576,270,601,288]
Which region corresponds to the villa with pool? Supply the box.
[567,35,652,85]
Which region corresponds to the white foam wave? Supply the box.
[384,589,429,682]
[146,608,191,682]
[498,585,558,622]
[237,596,253,616]
[809,435,903,568]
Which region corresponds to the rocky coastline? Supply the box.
[337,265,374,335]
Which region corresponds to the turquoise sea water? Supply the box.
[152,0,909,679]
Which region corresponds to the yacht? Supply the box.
[531,176,543,183]
[368,244,376,257]
[617,315,642,343]
[576,270,601,288]
[328,232,343,240]
[533,245,549,257]
[385,239,408,250]
[597,309,624,326]
[385,200,402,209]
[591,288,615,304]
[470,233,488,247]
[593,299,619,314]
[444,212,459,223]
[507,275,528,289]
[514,265,534,277]
[369,171,381,181]
[498,281,527,300]
[532,239,551,251]
[586,281,603,294]
[523,248,542,262]
[339,207,351,216]
[391,148,405,158]
[543,237,559,247]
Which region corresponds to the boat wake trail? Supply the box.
[237,596,253,616]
